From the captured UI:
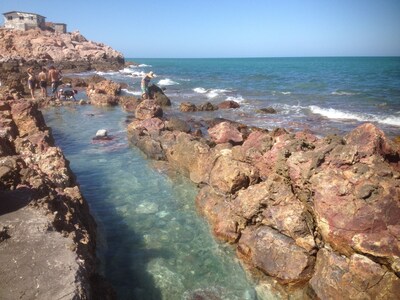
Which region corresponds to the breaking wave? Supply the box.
[309,105,400,126]
[158,78,179,86]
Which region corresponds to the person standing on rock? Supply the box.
[141,71,155,99]
[27,67,36,100]
[38,67,48,98]
[48,66,62,98]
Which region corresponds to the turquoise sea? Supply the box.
[91,57,400,137]
[44,57,400,299]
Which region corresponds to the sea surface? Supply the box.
[43,106,257,300]
[89,57,400,138]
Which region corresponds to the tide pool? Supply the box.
[43,106,257,300]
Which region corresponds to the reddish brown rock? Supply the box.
[208,121,244,145]
[218,100,240,109]
[119,96,142,112]
[310,249,400,300]
[237,225,315,285]
[232,174,316,252]
[196,186,240,243]
[135,100,163,120]
[179,102,197,112]
[87,80,121,96]
[0,28,124,71]
[209,149,259,194]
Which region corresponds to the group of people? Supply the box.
[26,66,76,100]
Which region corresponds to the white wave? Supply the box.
[226,95,245,103]
[281,91,291,95]
[95,71,119,76]
[206,89,230,99]
[193,87,208,94]
[309,105,400,126]
[331,91,359,96]
[121,89,141,96]
[379,116,400,126]
[157,78,179,86]
[138,64,152,67]
[130,71,146,77]
[310,105,365,121]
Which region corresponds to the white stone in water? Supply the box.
[96,129,108,137]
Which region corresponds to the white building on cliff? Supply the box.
[2,11,67,33]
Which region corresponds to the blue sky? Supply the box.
[1,0,399,58]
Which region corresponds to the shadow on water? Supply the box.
[44,108,167,299]
[94,190,169,300]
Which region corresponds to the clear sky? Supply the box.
[1,0,400,58]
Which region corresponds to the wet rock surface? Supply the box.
[126,99,400,299]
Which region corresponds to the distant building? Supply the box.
[52,23,67,34]
[2,11,67,33]
[3,11,46,31]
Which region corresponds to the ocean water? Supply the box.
[92,57,400,138]
[43,106,257,300]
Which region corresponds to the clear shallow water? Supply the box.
[86,57,400,138]
[43,106,257,300]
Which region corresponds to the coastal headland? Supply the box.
[0,28,121,299]
[1,27,400,299]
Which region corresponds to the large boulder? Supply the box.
[237,225,315,285]
[208,121,244,145]
[310,124,400,271]
[148,85,171,106]
[310,249,400,299]
[135,100,163,120]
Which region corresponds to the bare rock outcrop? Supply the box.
[0,28,124,71]
[0,28,125,95]
[126,100,400,299]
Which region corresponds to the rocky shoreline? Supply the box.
[0,28,125,98]
[0,28,123,299]
[0,100,115,299]
[1,26,399,297]
[122,94,400,298]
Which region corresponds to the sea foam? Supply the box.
[121,89,141,96]
[158,78,179,86]
[310,105,400,126]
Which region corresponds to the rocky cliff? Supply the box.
[125,99,400,299]
[0,28,125,95]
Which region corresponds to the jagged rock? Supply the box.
[135,100,163,120]
[208,121,244,145]
[237,225,315,285]
[218,100,240,109]
[257,107,277,114]
[119,96,142,112]
[165,118,191,133]
[197,101,218,111]
[310,249,400,299]
[180,102,197,112]
[0,28,124,71]
[148,85,171,106]
[0,99,114,298]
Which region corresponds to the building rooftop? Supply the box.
[3,11,46,19]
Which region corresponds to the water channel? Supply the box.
[43,105,257,299]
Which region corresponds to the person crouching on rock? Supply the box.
[141,71,155,99]
[48,66,62,98]
[38,67,48,98]
[27,67,36,100]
